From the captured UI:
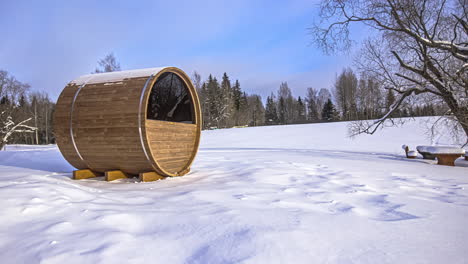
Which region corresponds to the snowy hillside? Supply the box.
[0,117,467,264]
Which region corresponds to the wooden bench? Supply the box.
[419,146,466,166]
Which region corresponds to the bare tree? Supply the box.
[356,74,383,120]
[306,87,320,121]
[94,52,121,73]
[334,68,358,120]
[311,0,468,143]
[191,71,202,91]
[0,70,36,150]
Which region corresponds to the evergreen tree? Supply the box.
[321,99,338,122]
[232,80,242,111]
[199,83,209,129]
[206,75,221,128]
[219,72,233,128]
[265,94,278,125]
[278,97,286,124]
[296,96,306,123]
[237,92,249,126]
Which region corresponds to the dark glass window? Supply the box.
[147,72,194,123]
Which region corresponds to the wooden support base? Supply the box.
[139,172,165,182]
[105,170,129,181]
[73,169,102,180]
[436,154,462,166]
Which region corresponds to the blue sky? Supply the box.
[0,0,358,100]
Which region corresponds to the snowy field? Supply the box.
[0,117,467,264]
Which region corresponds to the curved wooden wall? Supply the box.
[54,67,202,177]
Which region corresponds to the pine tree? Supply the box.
[232,80,242,111]
[278,97,286,124]
[206,75,221,128]
[237,92,249,126]
[296,96,306,123]
[265,94,278,125]
[200,83,209,129]
[321,99,338,122]
[219,73,233,128]
[231,80,243,126]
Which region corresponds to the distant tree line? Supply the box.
[1,51,449,150]
[0,70,55,150]
[332,68,446,123]
[193,72,266,129]
[195,68,445,130]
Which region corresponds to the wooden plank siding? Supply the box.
[145,120,197,175]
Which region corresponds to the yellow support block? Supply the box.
[139,172,165,182]
[105,170,129,181]
[73,169,101,180]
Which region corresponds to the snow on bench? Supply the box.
[402,145,417,159]
[417,146,465,166]
[423,146,465,155]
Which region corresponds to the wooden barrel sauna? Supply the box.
[54,67,202,178]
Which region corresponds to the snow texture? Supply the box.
[70,67,169,85]
[0,117,468,263]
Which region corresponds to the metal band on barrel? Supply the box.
[138,75,154,164]
[70,79,92,163]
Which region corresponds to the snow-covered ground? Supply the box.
[0,117,467,264]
